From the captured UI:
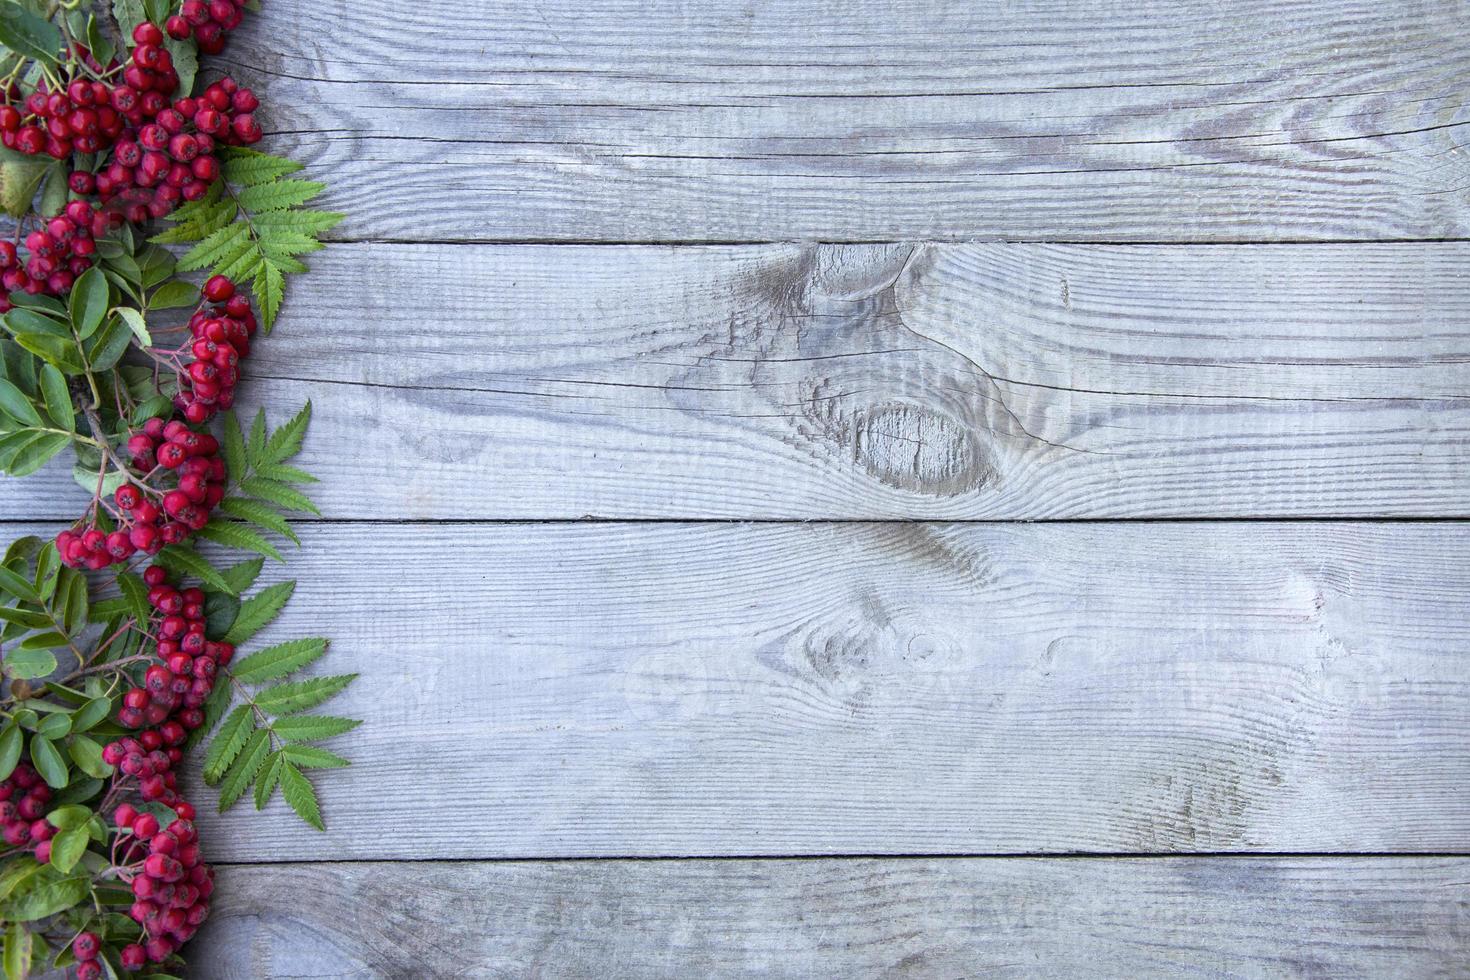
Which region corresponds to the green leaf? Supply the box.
[147,279,199,310]
[0,377,42,427]
[156,544,236,595]
[253,209,344,236]
[218,556,265,595]
[220,409,246,476]
[221,149,303,186]
[68,268,111,340]
[0,5,61,65]
[0,724,21,780]
[184,671,234,751]
[44,804,91,830]
[203,591,239,640]
[178,221,248,272]
[255,258,287,330]
[111,0,146,40]
[48,826,89,873]
[219,496,299,544]
[2,648,56,680]
[28,735,68,789]
[67,735,112,779]
[279,762,323,830]
[252,674,356,716]
[254,749,283,809]
[240,477,319,515]
[262,401,311,463]
[162,35,198,96]
[85,315,132,371]
[37,364,72,431]
[3,921,31,979]
[222,580,294,645]
[115,306,151,347]
[270,714,361,744]
[281,744,349,769]
[3,432,69,478]
[35,713,68,739]
[37,157,68,218]
[0,565,40,602]
[3,306,70,338]
[217,727,270,810]
[202,704,254,783]
[5,869,88,921]
[10,332,84,375]
[0,858,42,905]
[117,570,152,625]
[230,638,326,684]
[246,407,266,461]
[235,179,324,213]
[71,697,111,733]
[195,519,282,561]
[0,148,49,219]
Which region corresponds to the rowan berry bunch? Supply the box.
[0,1,354,976]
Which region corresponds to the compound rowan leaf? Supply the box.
[240,477,319,515]
[219,497,299,544]
[281,744,349,769]
[156,544,236,595]
[196,518,283,562]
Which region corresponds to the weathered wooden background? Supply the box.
[8,0,1470,975]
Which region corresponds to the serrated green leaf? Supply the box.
[218,497,299,544]
[177,221,249,272]
[37,365,72,431]
[270,715,361,744]
[278,762,322,830]
[221,149,303,186]
[262,401,311,463]
[203,590,239,641]
[252,210,344,235]
[253,674,356,716]
[246,408,266,462]
[255,257,286,330]
[195,519,283,561]
[155,545,236,595]
[222,580,294,645]
[240,477,320,515]
[116,570,151,625]
[255,463,319,484]
[217,556,265,595]
[215,248,262,286]
[220,409,246,476]
[230,638,326,684]
[217,727,270,811]
[254,750,283,809]
[111,0,145,40]
[235,180,324,213]
[281,744,349,769]
[202,704,254,783]
[163,35,197,95]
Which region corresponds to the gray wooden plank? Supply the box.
[190,857,1470,978]
[2,520,1456,859]
[228,0,1470,242]
[3,242,1467,520]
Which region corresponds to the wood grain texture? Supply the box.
[2,521,1455,859]
[221,0,1470,242]
[3,242,1467,520]
[189,857,1470,978]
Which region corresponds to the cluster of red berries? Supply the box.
[55,413,226,569]
[178,275,256,422]
[109,802,213,966]
[0,763,54,860]
[165,0,248,54]
[0,76,130,158]
[0,201,118,301]
[110,564,234,732]
[91,70,263,225]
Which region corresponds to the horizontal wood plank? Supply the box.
[190,857,1470,977]
[3,521,1457,859]
[3,242,1467,520]
[224,0,1470,242]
